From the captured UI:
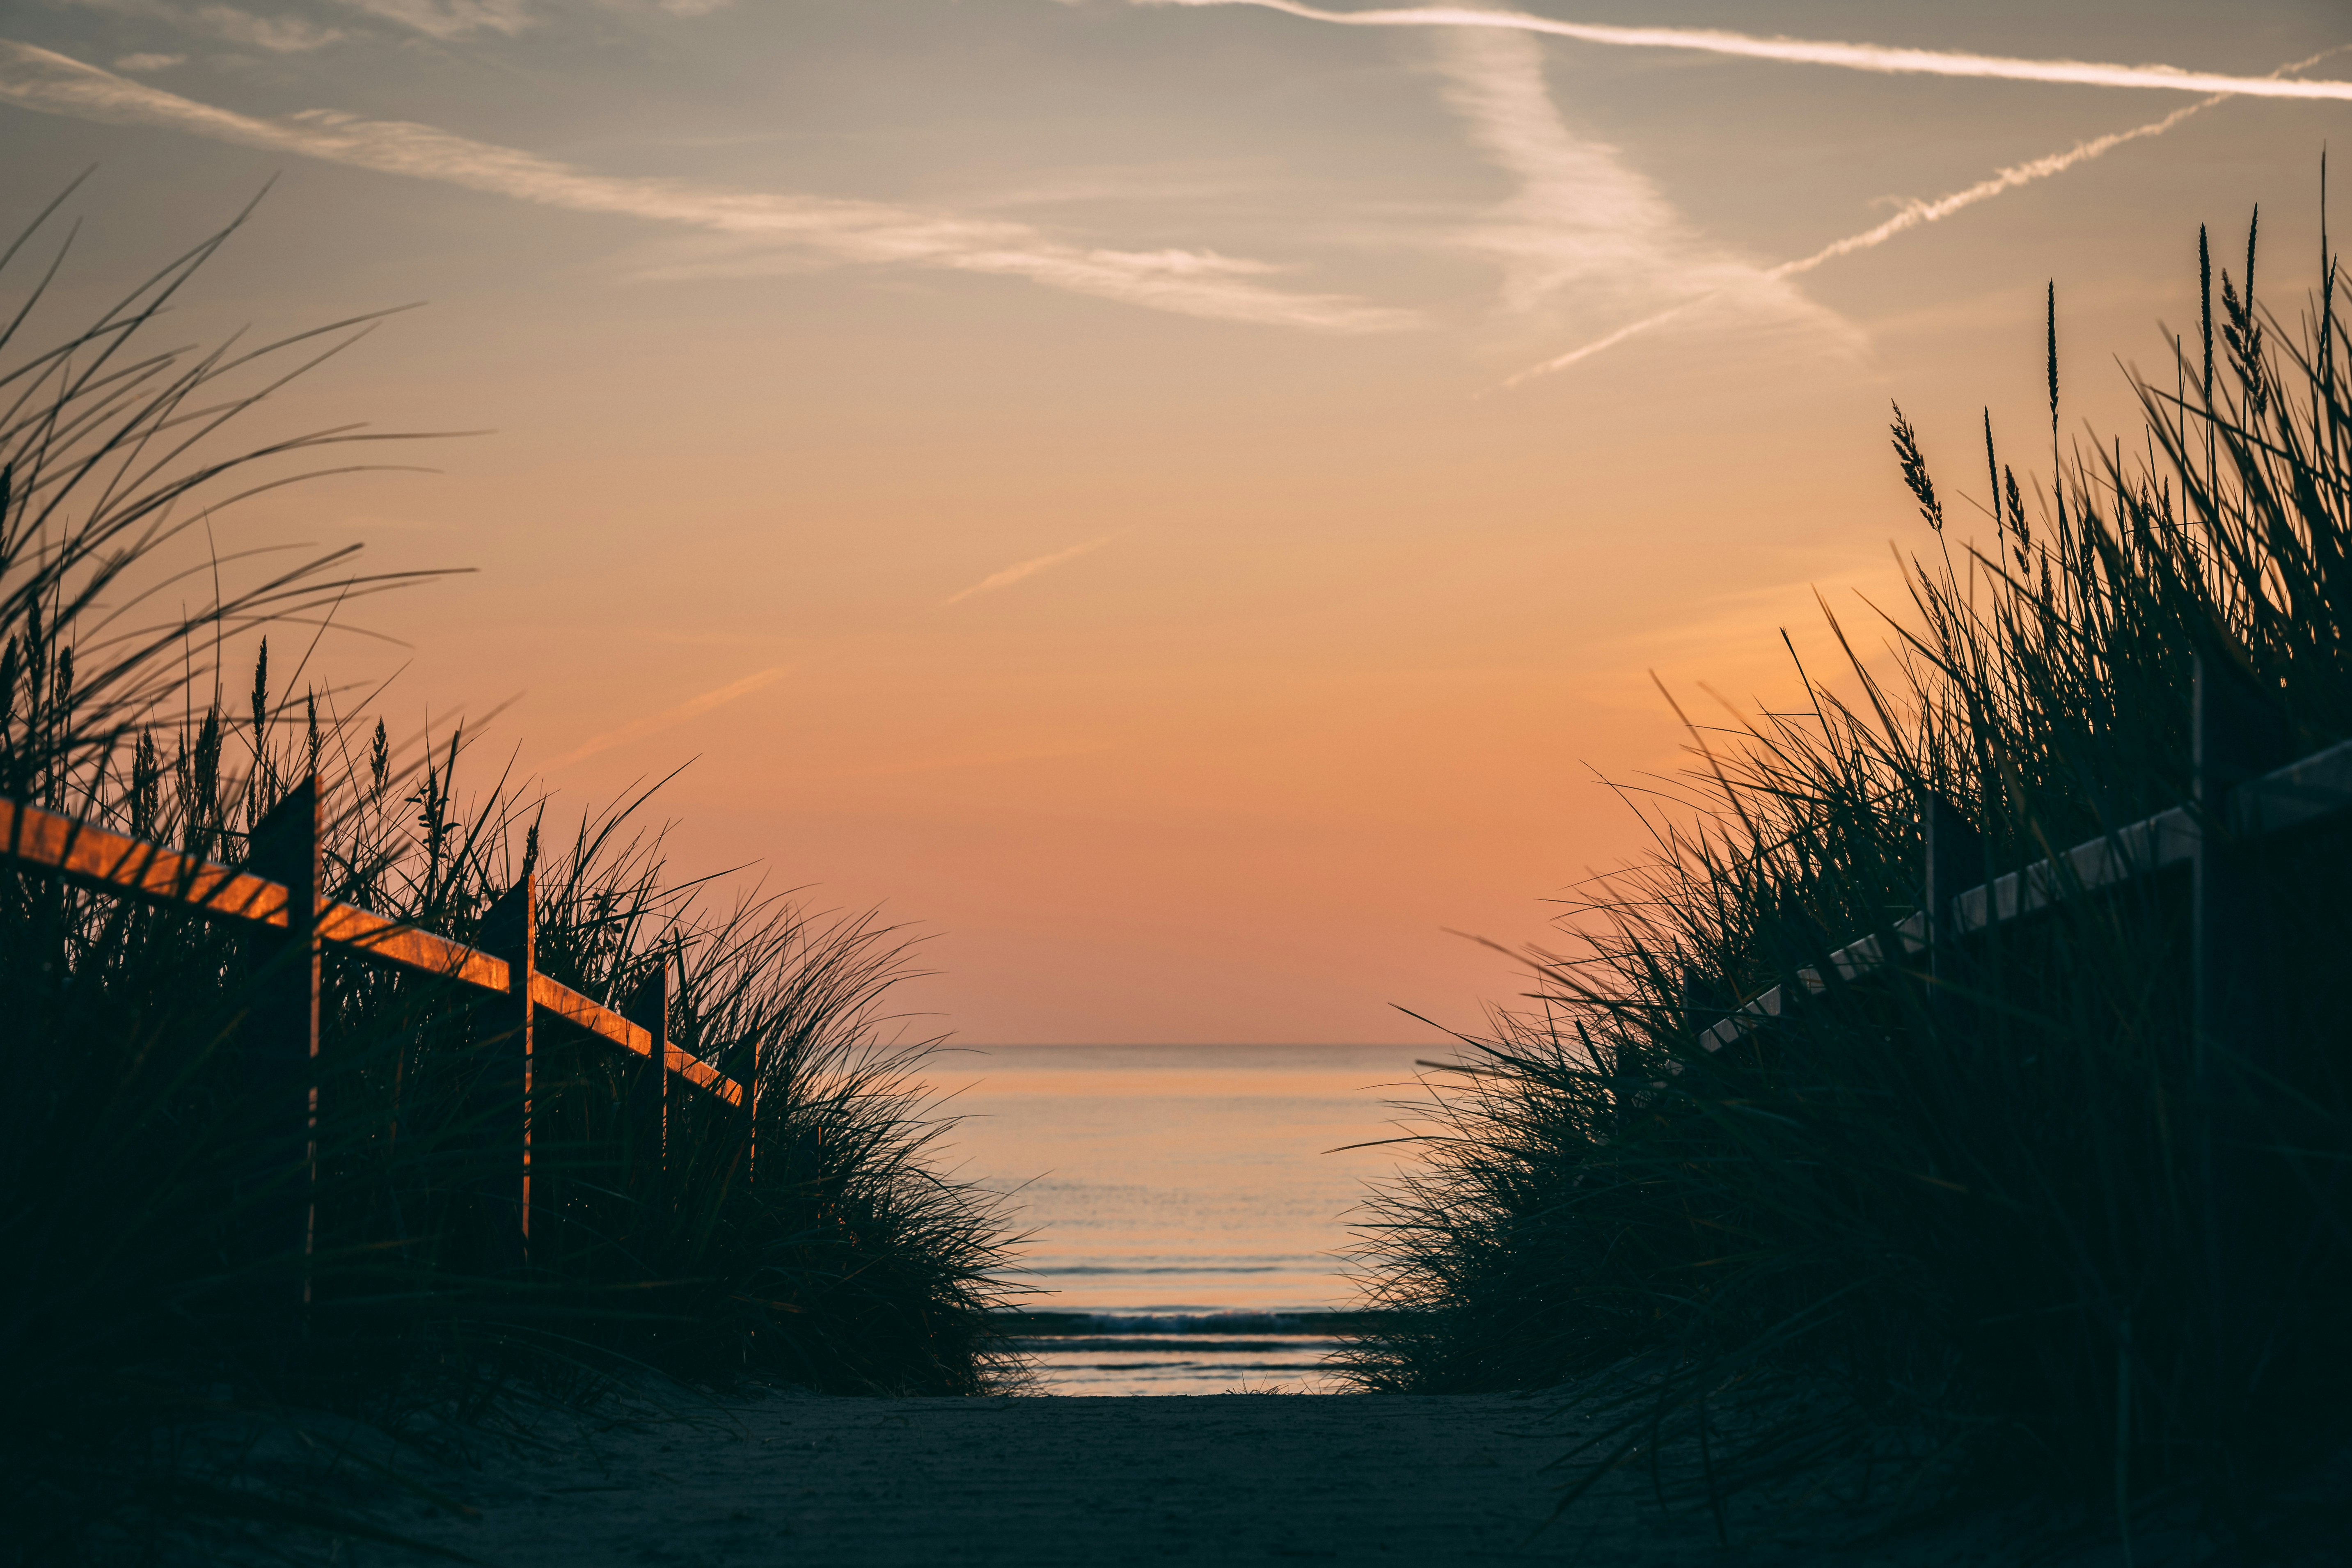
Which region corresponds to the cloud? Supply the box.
[195,5,341,51]
[1772,100,2222,280]
[63,0,344,53]
[1426,26,1839,350]
[1138,1,2352,103]
[1500,97,2222,388]
[0,41,1419,333]
[325,0,534,40]
[1494,296,1704,385]
[66,0,522,44]
[543,666,789,768]
[944,536,1117,606]
[1495,44,2350,387]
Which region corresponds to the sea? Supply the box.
[936,1044,1442,1395]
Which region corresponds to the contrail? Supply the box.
[1138,1,2352,102]
[1499,39,2346,389]
[545,666,789,767]
[1498,90,2230,389]
[944,536,1117,605]
[0,40,1416,334]
[1772,96,2225,279]
[1496,296,1707,386]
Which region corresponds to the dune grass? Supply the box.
[1342,202,2352,1550]
[0,192,1022,1562]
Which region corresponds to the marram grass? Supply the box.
[0,192,1023,1562]
[1343,200,2352,1553]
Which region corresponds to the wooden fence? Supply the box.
[0,772,744,1291]
[1690,652,2352,1072]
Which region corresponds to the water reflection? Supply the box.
[941,1044,1437,1394]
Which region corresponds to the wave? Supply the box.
[1024,1310,1347,1335]
[1049,1360,1331,1373]
[1042,1265,1292,1277]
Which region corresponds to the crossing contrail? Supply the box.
[545,667,790,767]
[945,536,1118,606]
[1496,39,2347,389]
[1137,1,2352,102]
[1499,92,2227,388]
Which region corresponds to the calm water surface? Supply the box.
[937,1044,1438,1394]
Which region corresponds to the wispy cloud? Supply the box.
[1770,101,2224,279]
[944,536,1117,606]
[195,6,343,52]
[1495,297,1705,385]
[1427,27,1843,351]
[326,0,534,39]
[60,0,344,53]
[790,742,1117,783]
[543,666,789,768]
[1501,97,2221,388]
[1139,1,2352,103]
[112,52,186,71]
[1497,46,2348,388]
[0,41,1419,333]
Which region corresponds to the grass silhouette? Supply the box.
[0,188,1022,1562]
[1345,196,2352,1552]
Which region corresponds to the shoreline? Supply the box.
[268,1382,2305,1568]
[996,1310,1385,1335]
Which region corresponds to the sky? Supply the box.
[2,0,2346,1044]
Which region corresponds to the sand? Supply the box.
[322,1387,2101,1568]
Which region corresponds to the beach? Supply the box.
[334,1388,1833,1566]
[312,1383,2290,1568]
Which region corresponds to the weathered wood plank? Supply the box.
[669,1049,743,1106]
[528,969,742,1105]
[0,799,516,990]
[321,902,509,991]
[530,971,653,1058]
[0,797,287,924]
[0,794,825,1115]
[2233,734,2352,837]
[1693,727,2344,1056]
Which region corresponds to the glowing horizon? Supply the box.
[2,0,2339,1043]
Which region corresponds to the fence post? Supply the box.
[623,956,669,1195]
[247,776,322,1340]
[2192,651,2290,1088]
[1923,787,1983,998]
[479,874,536,1269]
[2192,649,2291,1395]
[1678,962,1725,1041]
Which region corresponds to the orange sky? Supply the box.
[4,1,2345,1041]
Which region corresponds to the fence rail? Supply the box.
[1695,655,2352,1051]
[1,775,744,1301]
[0,788,737,1101]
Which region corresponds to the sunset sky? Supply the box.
[3,1,2345,1044]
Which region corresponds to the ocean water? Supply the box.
[934,1044,1438,1395]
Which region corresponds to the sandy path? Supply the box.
[345,1390,2031,1568]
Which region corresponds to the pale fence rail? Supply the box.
[1689,653,2352,1066]
[0,771,742,1301]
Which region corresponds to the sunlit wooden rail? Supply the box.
[0,775,742,1293]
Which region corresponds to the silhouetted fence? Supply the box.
[0,773,742,1300]
[1689,653,2352,1073]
